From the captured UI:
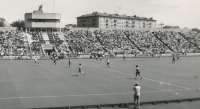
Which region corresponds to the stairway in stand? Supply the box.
[24,33,33,56]
[26,33,33,44]
[42,33,49,44]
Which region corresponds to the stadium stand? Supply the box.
[1,29,200,58]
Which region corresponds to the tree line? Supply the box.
[0,18,25,30]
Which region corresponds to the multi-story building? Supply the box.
[24,5,62,56]
[25,5,61,32]
[77,12,156,28]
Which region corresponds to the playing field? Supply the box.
[0,57,199,109]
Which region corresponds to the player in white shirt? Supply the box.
[34,57,37,65]
[76,63,85,76]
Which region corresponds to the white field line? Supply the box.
[73,61,191,90]
[0,88,195,100]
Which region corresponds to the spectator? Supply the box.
[133,82,141,109]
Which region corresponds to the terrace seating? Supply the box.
[0,31,26,56]
[62,29,200,55]
[1,29,200,56]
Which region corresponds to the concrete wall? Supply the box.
[25,22,60,28]
[25,13,61,19]
[70,27,191,32]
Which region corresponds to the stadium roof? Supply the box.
[77,12,156,21]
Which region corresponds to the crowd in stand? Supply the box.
[64,29,200,56]
[0,31,26,57]
[64,30,101,54]
[1,29,200,57]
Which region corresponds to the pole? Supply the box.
[53,0,54,13]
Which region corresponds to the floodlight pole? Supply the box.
[53,0,55,13]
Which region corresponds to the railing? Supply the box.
[178,32,200,50]
[28,97,200,109]
[152,32,174,52]
[123,32,142,51]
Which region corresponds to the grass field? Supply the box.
[0,57,199,109]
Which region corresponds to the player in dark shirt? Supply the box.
[107,59,111,68]
[54,57,57,65]
[176,54,180,61]
[123,54,126,61]
[68,58,72,68]
[135,65,142,79]
[172,54,176,64]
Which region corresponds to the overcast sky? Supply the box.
[0,0,200,28]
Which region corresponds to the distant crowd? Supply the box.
[0,31,26,57]
[0,29,200,57]
[64,29,200,56]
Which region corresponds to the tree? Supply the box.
[192,28,200,33]
[0,18,5,27]
[0,22,4,27]
[10,19,25,30]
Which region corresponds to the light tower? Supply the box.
[157,22,164,28]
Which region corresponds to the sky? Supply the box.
[0,0,200,29]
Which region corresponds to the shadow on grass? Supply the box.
[127,78,142,80]
[103,67,110,68]
[127,78,135,80]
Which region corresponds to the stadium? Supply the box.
[0,1,200,109]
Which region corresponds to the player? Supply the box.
[68,58,72,68]
[26,55,30,63]
[53,57,57,65]
[135,65,142,79]
[123,54,126,61]
[133,82,141,109]
[27,56,30,60]
[176,54,180,61]
[158,55,160,60]
[158,52,161,60]
[172,54,175,64]
[100,56,103,63]
[76,63,85,76]
[106,59,111,68]
[34,57,38,65]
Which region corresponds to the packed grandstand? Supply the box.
[0,29,200,58]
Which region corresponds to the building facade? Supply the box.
[77,12,156,29]
[24,6,61,32]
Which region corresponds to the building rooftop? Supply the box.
[77,12,156,21]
